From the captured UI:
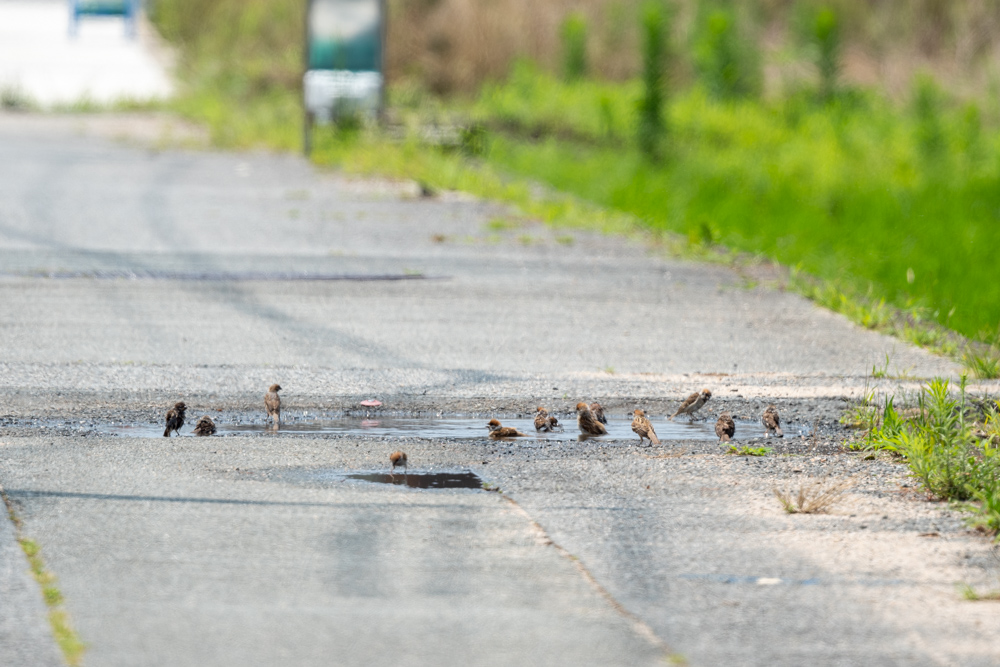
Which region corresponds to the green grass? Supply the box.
[860,379,1000,540]
[470,63,1000,345]
[959,583,1000,601]
[726,445,771,456]
[3,496,86,665]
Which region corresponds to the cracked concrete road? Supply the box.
[1,113,996,666]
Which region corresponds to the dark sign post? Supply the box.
[303,0,386,156]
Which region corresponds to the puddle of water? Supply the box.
[344,471,483,489]
[75,416,803,441]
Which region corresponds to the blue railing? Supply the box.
[69,0,140,39]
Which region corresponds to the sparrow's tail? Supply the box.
[775,426,784,437]
[163,427,171,437]
[649,431,660,445]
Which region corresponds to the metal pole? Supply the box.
[303,0,314,157]
[378,0,387,125]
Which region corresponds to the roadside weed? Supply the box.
[726,445,770,456]
[959,583,1000,601]
[840,384,879,431]
[858,378,1000,540]
[963,349,1000,380]
[871,353,891,379]
[959,483,1000,541]
[774,477,853,514]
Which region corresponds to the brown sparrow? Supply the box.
[390,451,407,474]
[534,407,559,432]
[670,389,712,421]
[576,403,607,436]
[631,409,660,445]
[761,406,783,438]
[192,416,216,436]
[163,401,187,437]
[487,419,527,439]
[265,384,281,425]
[715,413,736,442]
[590,402,608,425]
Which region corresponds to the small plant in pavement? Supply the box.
[959,584,1000,601]
[774,477,853,514]
[726,445,770,456]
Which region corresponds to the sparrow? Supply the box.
[670,389,712,421]
[265,384,281,425]
[631,409,660,445]
[590,402,608,425]
[534,407,559,432]
[192,416,216,436]
[487,419,527,439]
[761,406,783,438]
[389,451,407,474]
[163,401,187,437]
[576,402,607,436]
[715,413,736,443]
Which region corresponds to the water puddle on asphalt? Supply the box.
[344,471,484,489]
[276,468,486,490]
[49,416,803,441]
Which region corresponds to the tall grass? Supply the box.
[637,1,669,159]
[812,7,841,102]
[560,12,589,81]
[471,66,1000,341]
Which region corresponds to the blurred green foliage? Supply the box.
[560,12,589,82]
[813,7,841,102]
[692,3,760,99]
[637,1,668,160]
[149,0,303,149]
[472,64,1000,341]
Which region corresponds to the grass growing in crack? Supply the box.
[871,353,892,379]
[2,494,86,665]
[726,445,771,457]
[959,583,1000,601]
[774,477,854,514]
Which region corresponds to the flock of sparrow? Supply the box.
[160,385,785,476]
[162,384,283,437]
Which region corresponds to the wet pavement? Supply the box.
[73,414,790,441]
[0,115,993,667]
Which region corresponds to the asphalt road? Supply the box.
[1,113,995,666]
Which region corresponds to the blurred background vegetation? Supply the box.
[149,0,1000,372]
